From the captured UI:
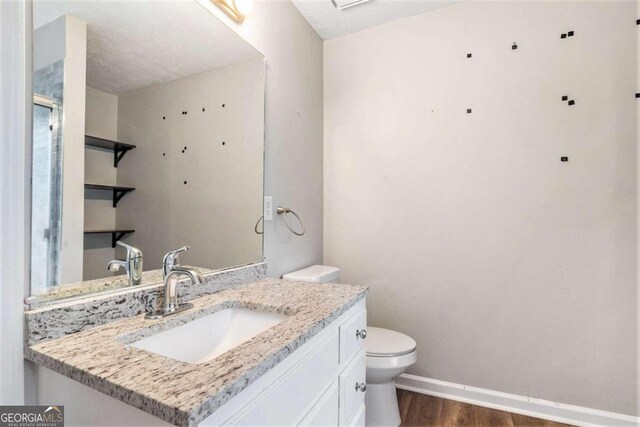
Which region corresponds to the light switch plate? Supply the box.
[264,196,273,221]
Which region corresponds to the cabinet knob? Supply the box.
[355,382,367,392]
[356,329,367,339]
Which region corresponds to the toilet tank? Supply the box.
[282,265,341,283]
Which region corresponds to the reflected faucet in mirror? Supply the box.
[107,242,143,287]
[146,246,205,319]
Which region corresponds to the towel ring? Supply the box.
[254,216,264,235]
[277,206,305,236]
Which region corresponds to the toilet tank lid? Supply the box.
[365,327,416,357]
[282,265,340,283]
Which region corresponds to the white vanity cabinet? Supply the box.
[36,299,367,426]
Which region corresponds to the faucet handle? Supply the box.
[107,259,126,272]
[116,241,143,259]
[163,246,190,270]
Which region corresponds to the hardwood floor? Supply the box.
[397,389,573,427]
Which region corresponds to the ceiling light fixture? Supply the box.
[211,0,254,23]
[331,0,371,10]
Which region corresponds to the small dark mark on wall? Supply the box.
[181,149,185,153]
[202,107,205,112]
[184,181,188,184]
[222,141,226,146]
[635,93,640,98]
[636,18,639,25]
[466,108,472,114]
[222,104,226,108]
[184,146,187,150]
[568,100,575,106]
[163,153,166,156]
[163,116,166,120]
[561,33,567,39]
[567,30,574,37]
[561,157,569,162]
[512,42,518,50]
[467,53,472,58]
[562,95,568,101]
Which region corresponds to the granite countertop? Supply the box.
[25,266,215,308]
[26,279,368,426]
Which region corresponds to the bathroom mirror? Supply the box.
[28,0,265,306]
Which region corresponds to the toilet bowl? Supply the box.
[365,327,417,427]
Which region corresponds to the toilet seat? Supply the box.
[365,327,416,357]
[366,349,417,370]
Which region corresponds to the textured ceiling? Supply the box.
[291,0,464,40]
[34,0,262,94]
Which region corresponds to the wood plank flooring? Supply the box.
[397,389,573,427]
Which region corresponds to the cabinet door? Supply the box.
[349,405,366,427]
[339,308,367,366]
[222,332,339,426]
[298,382,339,426]
[339,348,366,426]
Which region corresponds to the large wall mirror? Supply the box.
[29,0,265,306]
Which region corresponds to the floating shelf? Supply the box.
[84,229,135,248]
[85,183,136,207]
[85,135,136,167]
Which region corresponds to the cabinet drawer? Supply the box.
[339,348,366,426]
[298,381,338,426]
[339,308,367,365]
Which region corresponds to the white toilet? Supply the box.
[364,327,417,426]
[283,265,417,427]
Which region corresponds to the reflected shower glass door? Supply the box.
[31,95,62,294]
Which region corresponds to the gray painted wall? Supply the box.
[324,0,638,416]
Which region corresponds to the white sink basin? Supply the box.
[130,308,287,364]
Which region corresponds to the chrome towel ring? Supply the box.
[254,216,264,235]
[277,206,305,236]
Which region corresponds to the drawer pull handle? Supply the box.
[356,329,367,339]
[355,382,367,392]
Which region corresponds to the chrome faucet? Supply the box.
[107,241,143,287]
[145,246,205,319]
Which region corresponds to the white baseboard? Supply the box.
[395,374,639,427]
